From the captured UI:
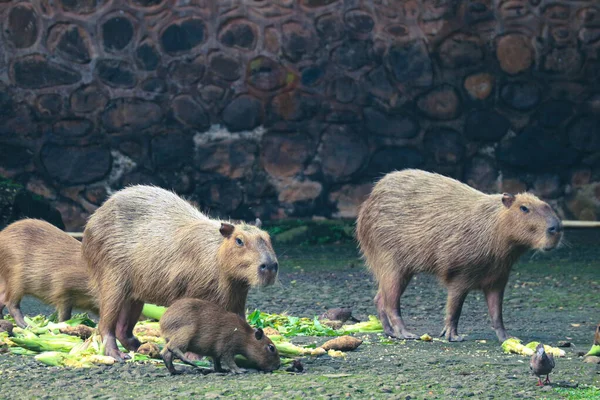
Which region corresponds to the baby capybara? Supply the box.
[82,185,279,361]
[160,298,280,374]
[356,169,562,342]
[0,219,98,327]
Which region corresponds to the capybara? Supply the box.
[159,298,280,374]
[82,185,279,361]
[0,219,98,327]
[356,169,562,342]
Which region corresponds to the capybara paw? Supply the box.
[495,330,509,343]
[400,332,419,340]
[126,338,142,352]
[106,349,130,362]
[447,334,464,342]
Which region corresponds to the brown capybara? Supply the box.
[356,169,562,343]
[0,219,98,327]
[160,298,280,374]
[82,185,279,361]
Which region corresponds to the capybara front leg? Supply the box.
[161,348,179,375]
[6,301,27,328]
[0,287,6,316]
[440,288,468,342]
[378,273,417,339]
[221,353,244,374]
[484,285,508,342]
[116,300,141,352]
[57,303,73,322]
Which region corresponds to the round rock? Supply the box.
[95,59,136,88]
[135,42,161,70]
[246,56,288,91]
[315,13,345,42]
[161,18,206,55]
[70,84,108,113]
[261,132,314,178]
[53,119,93,137]
[344,9,374,33]
[534,100,573,128]
[281,22,317,62]
[386,40,433,87]
[416,84,461,120]
[465,110,510,141]
[222,95,263,132]
[364,147,424,178]
[194,139,257,179]
[11,55,81,89]
[424,127,464,165]
[500,82,541,111]
[102,16,134,51]
[209,54,241,81]
[319,125,368,181]
[47,24,91,64]
[438,33,483,69]
[568,115,600,152]
[496,34,533,74]
[363,108,419,138]
[332,41,370,71]
[6,5,39,49]
[40,143,111,185]
[172,95,210,131]
[218,19,257,50]
[102,98,163,132]
[151,133,193,170]
[464,73,494,100]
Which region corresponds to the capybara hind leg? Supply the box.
[57,303,73,322]
[119,300,143,351]
[161,348,179,375]
[98,293,129,362]
[378,273,417,339]
[440,288,468,342]
[115,301,141,352]
[6,301,27,328]
[374,291,393,335]
[0,288,5,316]
[484,285,508,342]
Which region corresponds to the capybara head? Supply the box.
[217,218,279,287]
[501,193,562,251]
[245,327,280,372]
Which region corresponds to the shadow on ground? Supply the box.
[1,229,599,399]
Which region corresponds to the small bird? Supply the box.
[319,308,359,323]
[0,320,14,336]
[530,343,555,386]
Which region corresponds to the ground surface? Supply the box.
[1,229,599,399]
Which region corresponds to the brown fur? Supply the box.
[81,185,278,361]
[0,219,98,327]
[160,298,280,374]
[356,169,562,342]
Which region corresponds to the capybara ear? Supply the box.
[254,327,264,340]
[219,223,235,238]
[502,193,515,208]
[254,218,262,228]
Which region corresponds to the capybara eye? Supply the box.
[268,344,275,352]
[235,237,244,246]
[520,205,529,213]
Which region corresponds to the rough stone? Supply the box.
[465,110,510,141]
[218,20,257,50]
[281,22,317,62]
[141,78,167,93]
[301,0,339,7]
[534,100,573,128]
[319,125,368,181]
[568,115,600,152]
[195,180,243,215]
[268,91,320,122]
[464,73,494,100]
[0,180,64,231]
[277,179,323,204]
[40,143,111,184]
[84,186,108,205]
[0,103,37,140]
[53,200,88,232]
[497,127,579,172]
[195,139,257,179]
[329,184,372,218]
[222,95,263,132]
[496,34,533,74]
[102,16,134,51]
[59,0,98,14]
[0,145,33,169]
[502,178,527,194]
[332,77,356,103]
[500,82,541,111]
[315,13,345,42]
[47,24,91,64]
[344,9,374,33]
[465,156,498,193]
[53,119,93,137]
[533,174,562,199]
[12,55,81,89]
[246,56,289,91]
[70,84,108,113]
[543,47,584,76]
[363,108,418,138]
[168,57,205,86]
[424,127,464,165]
[151,133,193,169]
[386,40,433,87]
[332,41,370,71]
[26,177,57,200]
[135,42,161,70]
[209,54,241,81]
[261,132,314,178]
[6,4,38,49]
[438,33,483,69]
[95,59,136,88]
[364,147,424,178]
[416,84,461,120]
[571,169,591,188]
[172,95,210,131]
[102,98,163,132]
[566,183,600,221]
[300,65,324,87]
[366,66,396,99]
[161,18,206,55]
[199,85,225,104]
[36,94,63,118]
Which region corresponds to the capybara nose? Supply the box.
[547,222,562,235]
[260,262,278,273]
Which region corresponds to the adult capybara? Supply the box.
[356,169,562,342]
[82,185,279,361]
[160,298,280,374]
[0,219,98,327]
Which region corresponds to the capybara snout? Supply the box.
[501,193,563,251]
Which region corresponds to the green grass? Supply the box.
[554,386,600,399]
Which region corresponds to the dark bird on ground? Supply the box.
[319,308,359,323]
[530,343,555,386]
[0,320,14,336]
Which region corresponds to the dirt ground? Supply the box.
[1,229,599,399]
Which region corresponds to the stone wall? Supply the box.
[0,0,599,230]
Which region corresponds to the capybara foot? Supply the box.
[105,348,131,362]
[495,329,509,343]
[440,327,464,342]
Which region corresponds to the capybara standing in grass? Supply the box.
[0,219,98,327]
[160,298,280,374]
[82,185,279,361]
[356,169,562,342]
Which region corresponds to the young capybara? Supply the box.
[160,298,280,374]
[0,219,98,327]
[356,169,563,343]
[82,185,279,361]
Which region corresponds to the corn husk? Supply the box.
[339,316,383,334]
[501,338,534,356]
[141,304,167,321]
[524,341,566,357]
